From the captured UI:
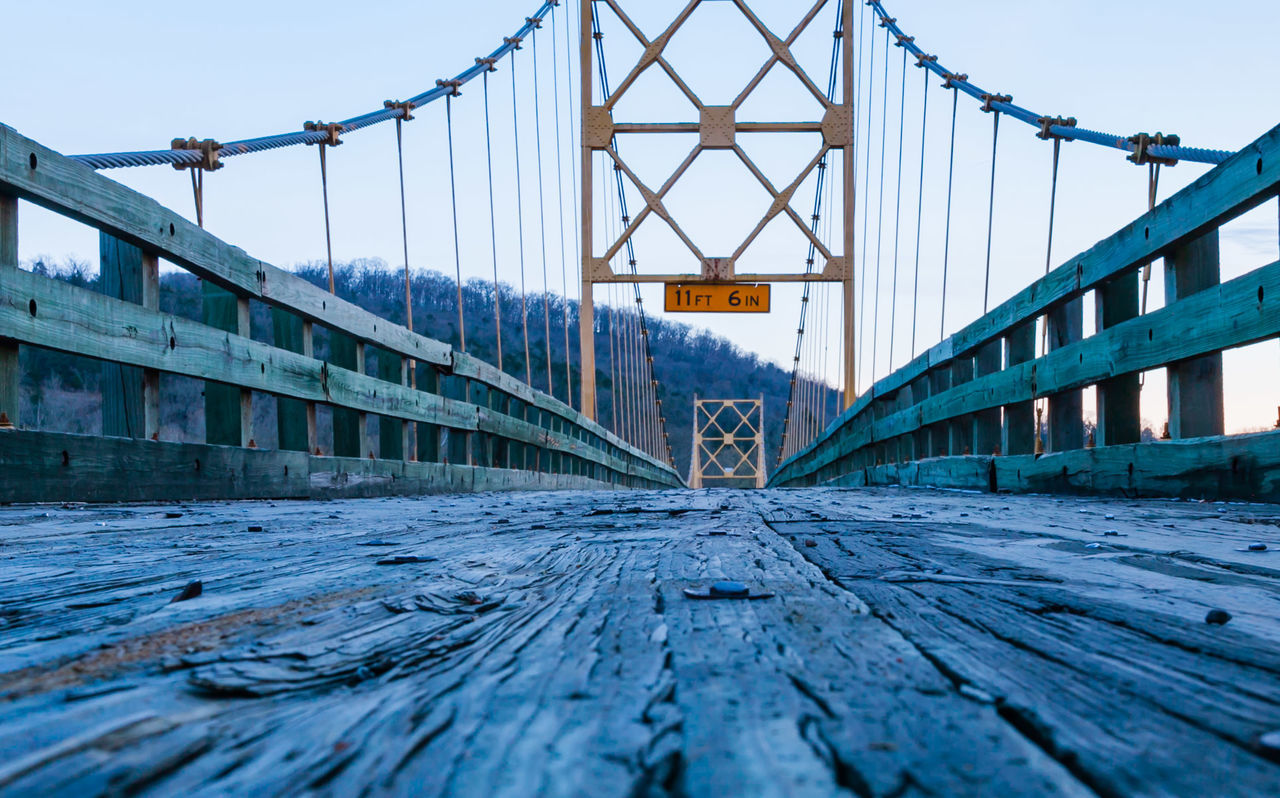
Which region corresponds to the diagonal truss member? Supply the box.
[580,0,856,419]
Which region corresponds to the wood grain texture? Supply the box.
[2,488,1278,795]
[0,428,669,504]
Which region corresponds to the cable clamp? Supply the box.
[1036,115,1076,140]
[914,52,937,67]
[1127,131,1180,166]
[940,71,967,89]
[980,93,1011,113]
[894,33,915,47]
[436,78,463,97]
[526,16,543,29]
[169,137,222,171]
[504,35,524,49]
[475,56,498,72]
[383,100,415,122]
[877,16,897,28]
[303,121,343,147]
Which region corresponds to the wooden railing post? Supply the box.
[328,332,365,457]
[909,374,930,461]
[928,367,951,457]
[272,309,312,452]
[0,193,18,429]
[202,282,251,446]
[1096,274,1141,444]
[1047,297,1084,451]
[949,356,974,455]
[417,364,441,463]
[376,347,404,460]
[972,340,1002,455]
[1165,229,1224,438]
[1002,321,1036,455]
[100,234,158,440]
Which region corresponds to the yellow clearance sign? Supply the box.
[664,283,770,313]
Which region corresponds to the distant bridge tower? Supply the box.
[579,0,857,420]
[690,397,766,489]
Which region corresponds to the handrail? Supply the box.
[771,122,1280,488]
[0,124,682,492]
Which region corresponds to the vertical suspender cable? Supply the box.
[445,93,467,352]
[909,67,928,358]
[939,87,958,340]
[482,72,503,368]
[189,170,205,229]
[982,110,1000,314]
[887,45,907,372]
[393,114,418,431]
[1044,138,1061,275]
[511,48,534,386]
[551,5,574,407]
[318,144,336,293]
[532,27,554,395]
[870,26,890,383]
[857,17,876,388]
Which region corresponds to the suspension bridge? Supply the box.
[2,1,1279,794]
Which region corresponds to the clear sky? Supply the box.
[3,0,1278,432]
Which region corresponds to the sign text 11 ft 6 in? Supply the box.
[663,283,770,313]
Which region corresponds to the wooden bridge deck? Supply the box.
[2,488,1280,796]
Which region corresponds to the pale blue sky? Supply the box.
[3,0,1278,430]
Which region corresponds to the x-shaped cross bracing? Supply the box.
[588,0,850,282]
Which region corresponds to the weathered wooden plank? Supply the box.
[1003,319,1035,455]
[375,347,405,461]
[270,308,310,453]
[327,332,364,458]
[1047,295,1083,452]
[1166,229,1225,438]
[0,125,452,370]
[0,191,17,429]
[778,258,1280,487]
[778,503,1280,796]
[774,125,1280,485]
[1095,271,1140,445]
[0,266,479,432]
[202,283,249,447]
[99,234,156,440]
[0,428,668,503]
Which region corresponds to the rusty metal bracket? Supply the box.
[303,121,343,147]
[169,137,222,171]
[436,78,463,97]
[1128,131,1180,167]
[980,92,1012,113]
[475,56,498,73]
[383,100,415,122]
[941,71,968,89]
[1036,115,1077,140]
[914,52,937,67]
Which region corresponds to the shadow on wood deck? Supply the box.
[2,487,1279,796]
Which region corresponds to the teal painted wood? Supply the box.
[1096,271,1141,445]
[328,331,362,458]
[202,282,245,447]
[0,267,678,486]
[271,308,311,453]
[0,191,18,428]
[375,347,405,461]
[0,428,661,503]
[99,234,147,439]
[772,123,1280,492]
[1165,230,1225,438]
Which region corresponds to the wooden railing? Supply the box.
[0,125,683,501]
[772,123,1280,500]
